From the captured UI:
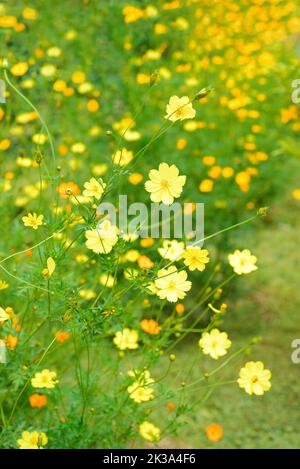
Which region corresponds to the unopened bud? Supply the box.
[258,207,269,217]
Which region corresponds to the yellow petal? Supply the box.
[47,257,56,277]
[0,307,9,322]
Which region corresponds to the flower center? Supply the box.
[161,179,169,188]
[251,375,258,383]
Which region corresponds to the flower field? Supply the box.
[0,0,300,450]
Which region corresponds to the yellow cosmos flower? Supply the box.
[17,431,47,449]
[10,62,29,77]
[0,307,9,322]
[113,328,139,350]
[228,249,257,275]
[165,95,196,122]
[139,421,160,442]
[22,213,44,230]
[79,289,96,300]
[145,163,186,205]
[99,273,116,288]
[127,369,154,403]
[83,177,106,200]
[85,220,118,254]
[199,329,231,360]
[158,240,185,261]
[112,148,133,166]
[155,266,191,302]
[182,247,209,271]
[31,369,58,389]
[238,361,271,396]
[22,7,38,21]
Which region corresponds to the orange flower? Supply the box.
[128,173,143,185]
[24,249,33,257]
[175,303,185,314]
[141,319,161,335]
[6,335,18,350]
[56,331,70,343]
[140,238,154,248]
[87,99,99,112]
[29,393,47,408]
[138,255,154,269]
[56,181,80,199]
[205,423,223,442]
[167,402,176,411]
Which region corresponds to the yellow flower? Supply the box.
[127,369,154,403]
[158,240,185,261]
[79,289,96,300]
[10,62,29,77]
[99,273,116,288]
[32,133,47,145]
[199,329,231,360]
[139,421,160,442]
[22,7,38,21]
[0,307,9,322]
[40,64,57,78]
[155,266,191,302]
[0,280,9,290]
[238,361,271,396]
[31,369,58,389]
[112,148,133,166]
[17,431,47,449]
[42,257,56,278]
[182,247,209,271]
[228,249,257,275]
[145,163,186,205]
[165,95,196,122]
[22,213,44,230]
[85,220,118,254]
[83,177,106,200]
[113,328,139,350]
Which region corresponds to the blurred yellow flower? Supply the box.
[199,329,231,359]
[22,213,44,230]
[99,273,116,288]
[112,148,133,166]
[198,179,213,193]
[17,431,47,449]
[228,249,257,275]
[182,247,209,271]
[113,328,139,350]
[10,62,29,77]
[31,369,58,389]
[0,307,9,322]
[165,95,196,122]
[22,7,38,21]
[238,361,271,396]
[139,421,160,441]
[145,163,186,205]
[155,266,191,302]
[0,280,9,291]
[85,220,118,254]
